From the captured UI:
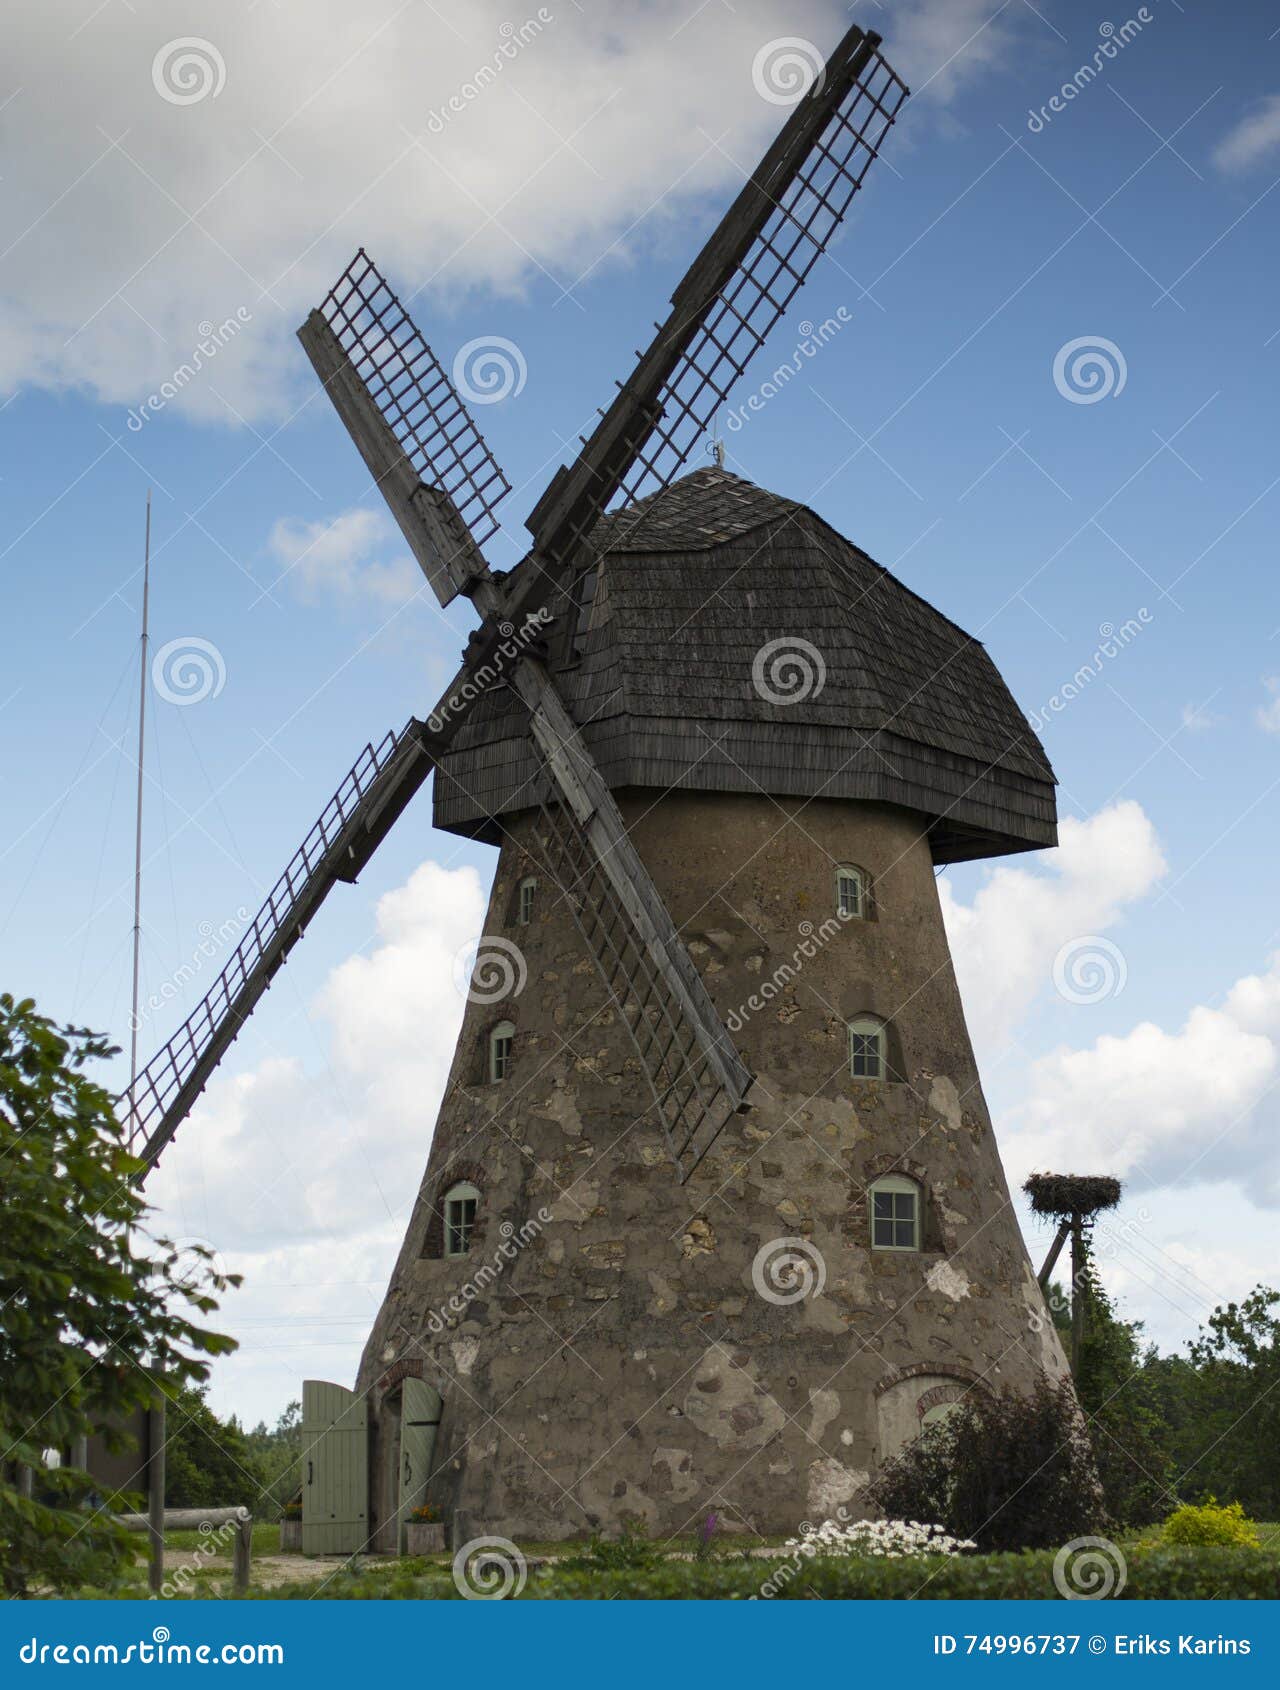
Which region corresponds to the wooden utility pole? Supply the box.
[1069,1215,1086,1375]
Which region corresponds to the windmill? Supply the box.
[123,22,1071,1551]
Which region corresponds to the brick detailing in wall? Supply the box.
[420,1157,488,1259]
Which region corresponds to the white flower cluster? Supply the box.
[784,1517,975,1559]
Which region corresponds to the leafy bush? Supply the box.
[862,1374,1106,1552]
[558,1532,659,1572]
[1162,1498,1259,1548]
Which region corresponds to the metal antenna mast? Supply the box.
[129,491,152,1124]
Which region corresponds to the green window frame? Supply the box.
[848,1016,885,1079]
[518,877,538,926]
[836,865,865,919]
[870,1174,920,1251]
[489,1020,515,1082]
[444,1181,480,1257]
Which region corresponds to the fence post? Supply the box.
[233,1510,252,1594]
[147,1383,166,1596]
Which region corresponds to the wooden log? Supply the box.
[116,1507,250,1531]
[1037,1219,1071,1290]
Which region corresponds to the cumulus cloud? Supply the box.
[1180,700,1222,734]
[268,508,420,604]
[2,0,1022,425]
[939,800,1166,1049]
[1257,677,1280,735]
[146,858,487,1420]
[997,949,1280,1222]
[1212,93,1280,174]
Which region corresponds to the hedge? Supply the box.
[254,1545,1280,1601]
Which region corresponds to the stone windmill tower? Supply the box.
[123,22,1069,1552]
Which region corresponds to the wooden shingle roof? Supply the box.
[434,468,1057,863]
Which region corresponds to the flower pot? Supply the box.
[405,1520,445,1555]
[279,1518,302,1552]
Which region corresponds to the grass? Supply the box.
[90,1521,1280,1599]
[164,1521,280,1556]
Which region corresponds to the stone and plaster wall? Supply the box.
[357,793,1068,1547]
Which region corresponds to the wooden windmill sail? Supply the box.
[121,22,1076,1549]
[121,23,907,1183]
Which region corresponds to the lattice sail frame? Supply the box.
[317,250,511,553]
[614,49,907,518]
[527,800,738,1183]
[122,719,430,1166]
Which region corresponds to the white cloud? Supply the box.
[998,949,1280,1219]
[2,0,1021,425]
[1257,676,1280,735]
[1181,700,1222,733]
[269,508,419,604]
[146,857,487,1422]
[939,800,1166,1048]
[1212,93,1280,174]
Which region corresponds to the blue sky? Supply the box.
[5,0,1280,1424]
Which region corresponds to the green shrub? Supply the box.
[1162,1498,1259,1548]
[558,1532,659,1573]
[862,1374,1106,1552]
[244,1544,1280,1601]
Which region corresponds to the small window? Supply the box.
[518,877,538,926]
[870,1174,920,1251]
[444,1181,480,1257]
[848,1015,885,1079]
[836,865,865,919]
[921,1401,959,1432]
[489,1020,515,1082]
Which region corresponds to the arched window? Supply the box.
[921,1401,959,1432]
[518,877,538,926]
[835,864,866,919]
[489,1020,515,1082]
[869,1174,920,1251]
[443,1181,480,1257]
[848,1015,886,1079]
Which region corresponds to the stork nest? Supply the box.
[1023,1172,1122,1220]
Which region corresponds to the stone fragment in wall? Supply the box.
[646,1272,678,1315]
[681,1217,717,1258]
[451,1336,480,1376]
[808,1386,841,1442]
[683,1347,786,1451]
[926,1260,972,1301]
[744,952,764,974]
[580,1240,626,1269]
[647,1447,698,1502]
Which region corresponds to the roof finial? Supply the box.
[707,434,726,470]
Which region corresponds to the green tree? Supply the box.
[1072,1263,1175,1526]
[1179,1287,1280,1516]
[164,1385,266,1513]
[243,1398,302,1517]
[0,994,236,1596]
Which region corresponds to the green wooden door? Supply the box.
[397,1377,442,1552]
[301,1380,368,1556]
